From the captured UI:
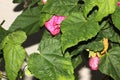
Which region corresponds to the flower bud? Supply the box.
[117,2,120,7]
[42,0,47,4]
[89,56,100,70]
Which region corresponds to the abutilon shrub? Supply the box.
[0,0,120,80]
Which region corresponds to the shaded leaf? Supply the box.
[9,7,41,35]
[99,47,120,80]
[70,44,86,57]
[72,55,82,68]
[61,12,100,52]
[0,27,9,49]
[87,41,103,52]
[13,0,24,3]
[84,0,117,21]
[112,7,120,30]
[1,31,27,80]
[99,26,120,43]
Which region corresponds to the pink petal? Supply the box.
[42,0,47,4]
[45,15,66,36]
[52,15,66,24]
[118,2,120,7]
[89,56,100,70]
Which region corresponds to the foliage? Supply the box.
[99,47,120,80]
[28,31,74,80]
[1,31,26,80]
[0,0,120,80]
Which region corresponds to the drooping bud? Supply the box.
[117,2,120,7]
[89,56,100,70]
[42,0,47,4]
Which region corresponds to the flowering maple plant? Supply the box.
[0,0,120,80]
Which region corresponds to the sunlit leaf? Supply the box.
[84,0,117,21]
[39,13,52,27]
[1,31,26,80]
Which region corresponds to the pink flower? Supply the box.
[89,56,100,70]
[117,2,120,7]
[42,0,47,4]
[45,15,66,36]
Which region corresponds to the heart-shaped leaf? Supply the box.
[99,47,120,80]
[28,31,74,80]
[84,0,117,21]
[1,31,27,80]
[61,12,100,52]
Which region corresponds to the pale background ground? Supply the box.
[0,1,92,80]
[0,0,39,54]
[1,0,39,80]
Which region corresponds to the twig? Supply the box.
[0,20,5,26]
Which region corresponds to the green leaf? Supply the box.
[61,12,100,52]
[13,0,24,3]
[99,26,120,43]
[28,53,74,80]
[2,31,27,48]
[41,0,78,16]
[1,31,27,80]
[110,42,120,48]
[39,13,52,27]
[72,55,82,69]
[38,34,62,55]
[0,27,9,49]
[28,32,74,80]
[9,7,41,35]
[70,44,86,57]
[29,0,41,8]
[99,47,120,80]
[87,41,104,52]
[84,0,117,21]
[112,7,120,30]
[3,44,26,80]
